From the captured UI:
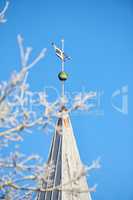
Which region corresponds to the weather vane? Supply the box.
[52,39,71,104]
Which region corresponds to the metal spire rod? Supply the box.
[61,38,65,99]
[52,39,69,106]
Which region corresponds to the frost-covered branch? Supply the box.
[17,34,47,70]
[0,35,48,142]
[86,157,101,172]
[0,151,55,198]
[0,151,100,196]
[71,92,96,111]
[0,1,9,23]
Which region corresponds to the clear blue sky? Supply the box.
[0,0,132,199]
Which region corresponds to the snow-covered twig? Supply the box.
[70,91,96,112]
[17,34,47,70]
[86,157,101,172]
[0,1,9,23]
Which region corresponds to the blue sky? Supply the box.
[0,0,132,199]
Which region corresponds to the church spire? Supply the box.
[36,40,92,200]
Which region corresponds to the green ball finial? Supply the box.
[58,71,68,81]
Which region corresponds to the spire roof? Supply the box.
[36,108,92,200]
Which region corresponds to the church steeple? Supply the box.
[36,40,92,200]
